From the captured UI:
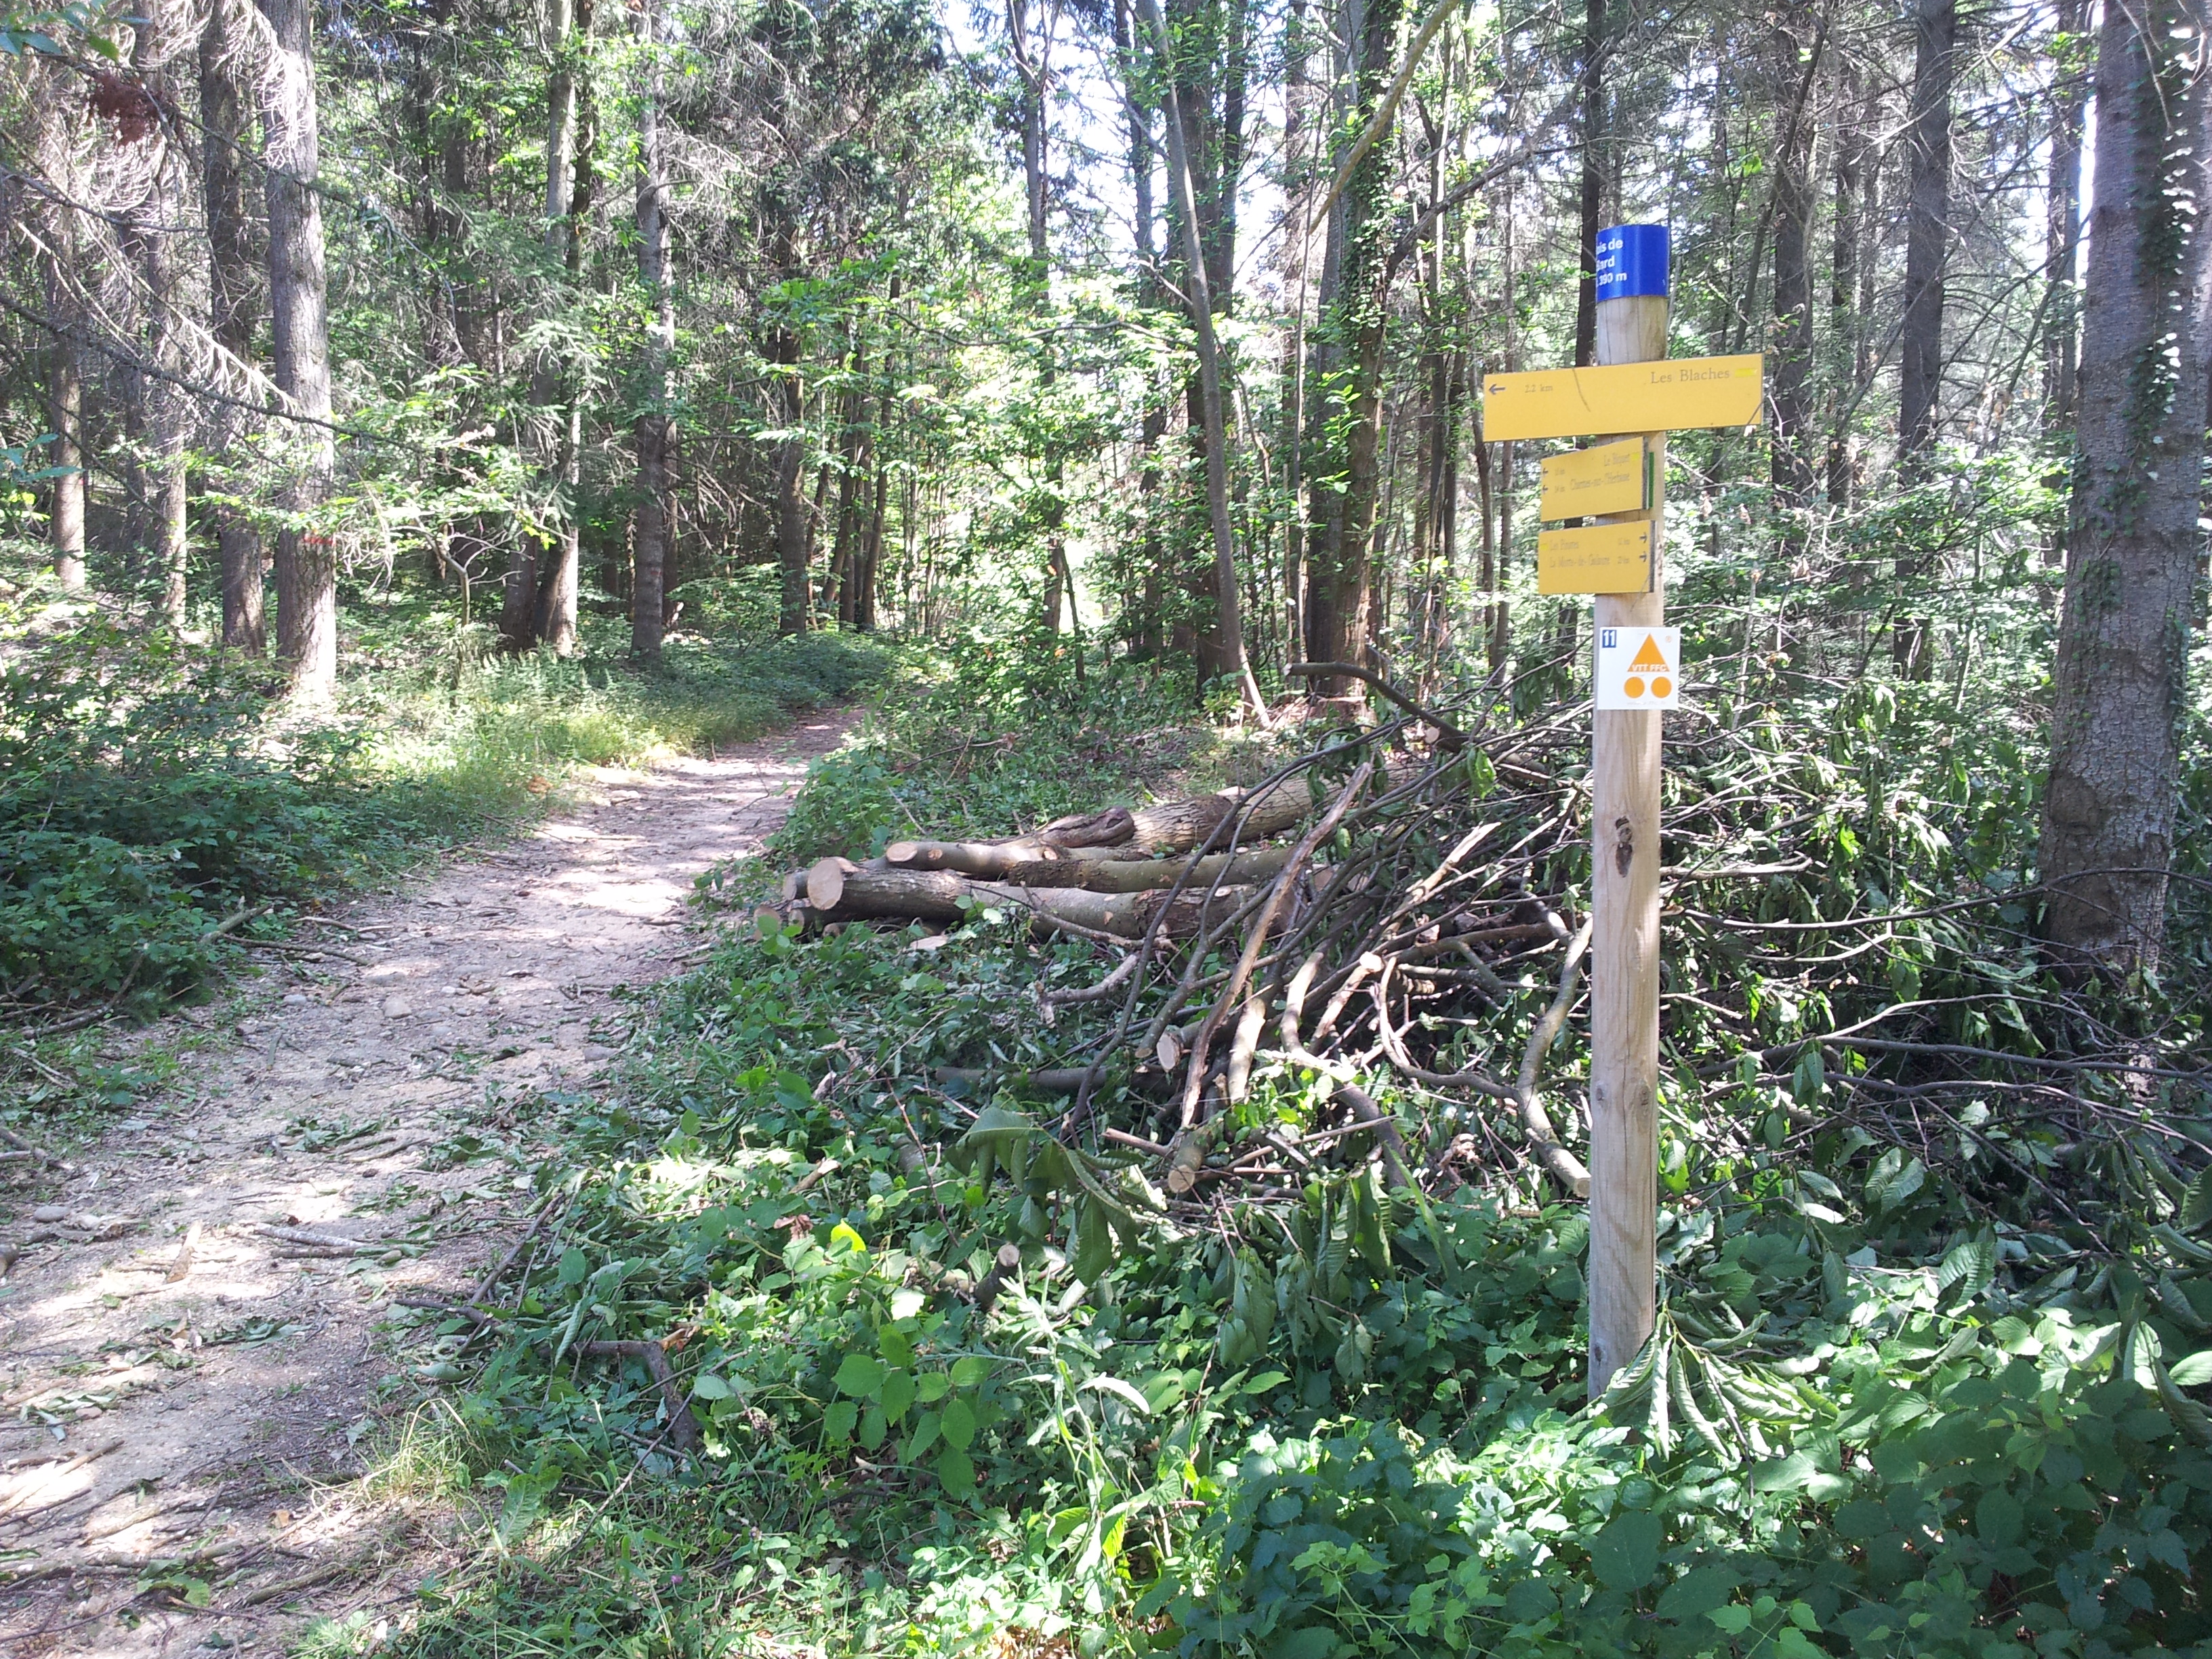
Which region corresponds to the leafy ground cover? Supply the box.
[0,603,895,1024]
[368,646,2212,1659]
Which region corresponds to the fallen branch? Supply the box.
[1335,1084,1415,1190]
[885,778,1313,876]
[1515,918,1594,1196]
[1287,661,1469,750]
[579,1338,700,1452]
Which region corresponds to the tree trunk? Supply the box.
[47,262,85,594]
[1768,2,1818,504]
[1826,52,1868,508]
[204,0,265,651]
[125,16,190,632]
[503,0,580,653]
[2040,0,2090,567]
[262,0,338,693]
[1894,0,1954,675]
[2039,0,2212,973]
[630,0,672,661]
[1135,0,1263,716]
[774,324,810,634]
[1573,0,1606,368]
[1301,0,1406,695]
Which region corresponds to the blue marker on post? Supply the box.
[1594,224,1670,302]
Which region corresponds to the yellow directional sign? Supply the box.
[1538,521,1653,595]
[1483,354,1764,441]
[1540,438,1647,520]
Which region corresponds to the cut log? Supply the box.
[1036,806,1136,848]
[884,778,1311,876]
[804,864,1253,940]
[991,844,1295,893]
[805,857,864,910]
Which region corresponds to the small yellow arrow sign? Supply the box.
[1540,437,1647,520]
[1538,521,1654,595]
[1483,354,1764,441]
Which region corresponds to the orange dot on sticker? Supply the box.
[1623,676,1645,699]
[1651,675,1673,698]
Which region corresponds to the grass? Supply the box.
[0,583,897,1158]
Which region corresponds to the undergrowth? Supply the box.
[0,611,895,1021]
[375,647,2212,1659]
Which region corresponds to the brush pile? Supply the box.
[766,668,1605,1206]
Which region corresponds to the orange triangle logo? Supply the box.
[1629,633,1668,670]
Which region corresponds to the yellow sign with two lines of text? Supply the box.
[1540,437,1647,520]
[1483,354,1764,442]
[1538,521,1652,595]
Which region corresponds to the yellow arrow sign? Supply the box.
[1538,521,1653,595]
[1483,354,1764,441]
[1540,437,1647,520]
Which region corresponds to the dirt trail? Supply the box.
[0,708,854,1657]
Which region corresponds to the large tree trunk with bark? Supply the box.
[260,0,337,693]
[204,0,265,651]
[2039,0,2212,973]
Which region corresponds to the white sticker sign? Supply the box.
[1595,626,1681,710]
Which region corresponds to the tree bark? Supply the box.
[630,0,672,661]
[800,864,1254,940]
[1826,52,1868,508]
[1300,0,1406,695]
[1573,0,1606,368]
[1135,0,1264,716]
[1893,0,1954,676]
[2039,0,2212,973]
[204,0,265,651]
[503,0,580,653]
[260,0,337,693]
[2040,0,2091,567]
[1768,3,1819,504]
[885,778,1313,874]
[47,258,85,594]
[1898,0,1953,460]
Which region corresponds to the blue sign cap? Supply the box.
[1595,224,1670,301]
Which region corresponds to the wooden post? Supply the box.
[1587,227,1668,1396]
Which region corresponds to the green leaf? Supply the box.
[879,1367,916,1419]
[1974,1486,2023,1547]
[834,1353,886,1398]
[691,1373,732,1400]
[2169,1350,2212,1387]
[1590,1509,1663,1592]
[1708,1605,1753,1634]
[950,1355,990,1388]
[823,1399,857,1441]
[916,1370,951,1402]
[1273,1629,1336,1659]
[941,1395,977,1450]
[935,1446,975,1498]
[2183,1166,2212,1233]
[1938,1236,1996,1299]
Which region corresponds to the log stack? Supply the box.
[765,777,1317,941]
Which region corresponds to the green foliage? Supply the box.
[0,618,893,1012]
[382,617,2212,1659]
[767,638,1223,861]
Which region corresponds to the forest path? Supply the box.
[0,705,857,1658]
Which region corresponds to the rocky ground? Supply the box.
[0,709,854,1659]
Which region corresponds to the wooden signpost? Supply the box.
[1479,225,1765,1396]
